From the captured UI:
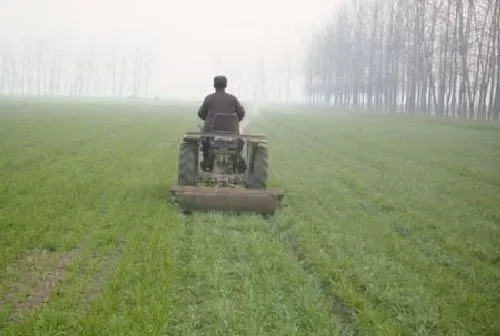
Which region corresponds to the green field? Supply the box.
[1,101,499,336]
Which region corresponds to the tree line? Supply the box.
[0,40,154,98]
[304,0,500,121]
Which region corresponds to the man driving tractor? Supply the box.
[197,75,246,171]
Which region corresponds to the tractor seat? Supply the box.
[211,113,240,134]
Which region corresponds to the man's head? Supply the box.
[213,75,227,91]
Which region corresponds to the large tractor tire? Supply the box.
[178,141,198,186]
[244,144,268,189]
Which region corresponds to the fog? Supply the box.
[1,0,338,102]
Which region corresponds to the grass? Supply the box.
[0,101,499,336]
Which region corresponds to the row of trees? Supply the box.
[0,40,154,98]
[304,0,500,120]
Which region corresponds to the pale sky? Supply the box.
[1,0,339,101]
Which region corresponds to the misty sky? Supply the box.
[1,0,339,101]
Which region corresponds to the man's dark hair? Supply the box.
[213,75,227,89]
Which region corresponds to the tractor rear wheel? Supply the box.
[244,144,268,189]
[178,141,198,186]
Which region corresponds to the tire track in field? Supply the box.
[177,212,195,282]
[0,231,97,326]
[246,113,355,328]
[257,115,424,334]
[165,210,340,335]
[279,117,500,303]
[262,118,412,333]
[1,123,171,302]
[258,121,362,335]
[75,243,126,313]
[261,215,360,335]
[0,248,79,324]
[2,125,184,333]
[259,115,500,335]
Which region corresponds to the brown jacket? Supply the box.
[198,91,246,134]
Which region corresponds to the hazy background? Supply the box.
[1,0,338,102]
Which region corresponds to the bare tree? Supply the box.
[305,0,500,121]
